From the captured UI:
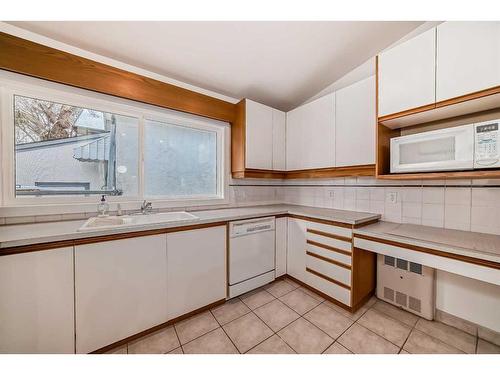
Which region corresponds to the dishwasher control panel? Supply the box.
[230,217,275,237]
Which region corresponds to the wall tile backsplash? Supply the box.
[3,176,500,237]
[278,176,500,236]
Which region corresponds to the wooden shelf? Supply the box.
[378,86,500,129]
[285,164,375,179]
[232,165,376,180]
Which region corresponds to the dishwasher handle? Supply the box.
[230,217,275,237]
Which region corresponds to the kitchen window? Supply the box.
[0,75,227,208]
[14,95,139,198]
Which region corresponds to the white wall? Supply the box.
[436,270,500,332]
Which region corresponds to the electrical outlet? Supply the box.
[386,191,398,204]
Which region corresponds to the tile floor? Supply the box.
[106,278,500,354]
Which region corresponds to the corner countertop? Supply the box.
[354,221,500,264]
[0,204,380,250]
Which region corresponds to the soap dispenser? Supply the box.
[97,195,109,217]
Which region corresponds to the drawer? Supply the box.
[306,231,352,254]
[304,220,352,239]
[306,268,351,306]
[306,253,351,287]
[307,241,352,266]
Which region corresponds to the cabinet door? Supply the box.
[245,99,273,170]
[378,28,436,116]
[302,93,336,169]
[286,218,307,282]
[75,235,168,353]
[0,247,74,353]
[167,226,226,318]
[437,21,500,101]
[335,76,376,166]
[272,109,286,170]
[275,217,287,277]
[285,107,303,170]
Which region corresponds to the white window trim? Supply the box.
[0,72,229,216]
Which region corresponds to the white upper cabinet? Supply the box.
[166,226,226,318]
[378,28,436,117]
[437,21,500,101]
[245,99,286,171]
[0,247,75,354]
[335,76,376,167]
[272,109,286,170]
[286,93,335,170]
[245,99,273,170]
[285,106,303,171]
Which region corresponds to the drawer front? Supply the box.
[304,220,352,239]
[306,231,352,253]
[306,254,352,287]
[306,268,351,306]
[307,242,352,266]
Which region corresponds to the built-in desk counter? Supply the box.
[354,222,500,286]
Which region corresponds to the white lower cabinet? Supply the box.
[286,218,307,282]
[0,247,75,354]
[75,235,168,353]
[275,217,287,277]
[166,226,226,318]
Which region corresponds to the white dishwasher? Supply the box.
[228,217,276,298]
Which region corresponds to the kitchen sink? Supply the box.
[78,211,199,231]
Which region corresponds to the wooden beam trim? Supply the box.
[354,233,500,270]
[0,32,236,123]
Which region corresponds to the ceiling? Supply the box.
[9,21,423,111]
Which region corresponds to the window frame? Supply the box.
[0,73,228,212]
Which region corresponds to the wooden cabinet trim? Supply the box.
[232,164,375,179]
[91,298,225,354]
[0,221,227,256]
[305,267,351,290]
[354,233,500,270]
[0,32,236,123]
[306,250,351,270]
[307,239,352,257]
[306,228,351,243]
[285,274,354,312]
[288,214,353,229]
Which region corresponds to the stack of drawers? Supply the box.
[304,221,353,307]
[287,216,377,312]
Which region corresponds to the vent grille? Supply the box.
[409,262,422,275]
[384,287,395,301]
[396,258,408,270]
[384,256,395,267]
[409,296,421,313]
[396,291,407,307]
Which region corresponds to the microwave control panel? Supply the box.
[474,121,500,169]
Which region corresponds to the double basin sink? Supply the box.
[78,211,199,231]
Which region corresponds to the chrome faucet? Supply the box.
[140,200,153,214]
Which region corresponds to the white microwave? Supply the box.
[390,120,500,173]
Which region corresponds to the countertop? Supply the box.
[0,204,380,249]
[354,221,500,264]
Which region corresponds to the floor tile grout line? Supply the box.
[207,309,241,354]
[411,324,468,354]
